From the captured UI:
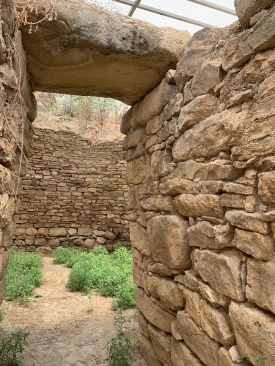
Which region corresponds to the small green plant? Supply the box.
[52,244,136,310]
[0,330,29,366]
[4,249,43,304]
[105,311,136,366]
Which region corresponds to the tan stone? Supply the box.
[198,281,230,307]
[191,59,223,98]
[232,228,274,260]
[177,311,220,366]
[25,227,38,235]
[258,73,275,98]
[227,90,252,108]
[182,286,235,346]
[171,320,182,341]
[225,210,270,234]
[159,179,195,196]
[187,221,215,249]
[78,227,93,236]
[173,109,247,162]
[147,262,182,277]
[229,301,275,365]
[223,182,254,195]
[234,0,275,28]
[67,228,77,236]
[194,248,245,301]
[146,116,162,135]
[215,223,234,249]
[258,171,275,205]
[135,287,175,333]
[126,154,152,187]
[174,27,225,91]
[171,337,205,366]
[49,228,67,237]
[170,159,243,181]
[220,194,246,209]
[140,195,173,212]
[246,257,275,314]
[147,215,191,270]
[122,127,146,150]
[0,194,15,229]
[222,7,275,71]
[178,94,217,133]
[148,324,172,366]
[147,275,185,311]
[130,222,151,257]
[138,312,149,338]
[139,334,162,366]
[174,194,224,218]
[161,92,183,122]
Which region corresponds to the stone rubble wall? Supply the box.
[13,128,129,253]
[122,1,275,365]
[0,0,36,302]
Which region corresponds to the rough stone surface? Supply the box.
[19,0,190,105]
[258,171,275,205]
[148,324,172,366]
[246,257,275,314]
[174,194,224,218]
[171,337,205,366]
[147,215,191,269]
[234,0,275,28]
[230,301,275,365]
[225,210,270,235]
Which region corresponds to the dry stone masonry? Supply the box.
[122,1,275,364]
[14,128,129,252]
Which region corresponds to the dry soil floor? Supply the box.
[0,256,148,366]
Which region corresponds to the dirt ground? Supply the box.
[0,257,148,366]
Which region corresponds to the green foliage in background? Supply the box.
[52,244,135,310]
[0,330,29,366]
[38,93,128,124]
[4,250,43,304]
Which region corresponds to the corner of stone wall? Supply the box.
[123,1,275,364]
[0,0,36,302]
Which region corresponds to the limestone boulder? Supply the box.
[193,248,245,301]
[234,0,275,28]
[171,338,205,366]
[147,215,192,270]
[230,301,275,365]
[232,228,274,260]
[174,194,224,218]
[19,0,190,105]
[246,257,275,314]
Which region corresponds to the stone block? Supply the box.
[198,280,230,307]
[174,194,224,218]
[136,79,177,126]
[258,171,275,205]
[49,228,67,237]
[246,257,275,314]
[68,228,77,236]
[191,59,223,98]
[0,194,15,229]
[194,248,245,301]
[230,301,275,365]
[126,154,152,187]
[130,222,151,257]
[147,215,191,269]
[148,324,172,366]
[161,92,183,122]
[139,334,162,366]
[122,127,146,150]
[171,337,205,366]
[232,228,274,260]
[159,179,195,196]
[147,275,185,311]
[146,116,162,135]
[140,195,174,212]
[187,221,215,249]
[138,312,149,338]
[234,0,275,28]
[227,90,253,109]
[135,287,175,333]
[178,94,217,133]
[177,311,220,366]
[225,210,270,235]
[220,194,246,209]
[258,73,275,98]
[218,347,251,366]
[223,182,254,195]
[78,227,93,236]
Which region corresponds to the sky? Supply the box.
[115,0,237,34]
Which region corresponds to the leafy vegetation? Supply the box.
[38,93,128,126]
[4,249,43,304]
[52,244,136,310]
[105,311,136,366]
[0,331,29,366]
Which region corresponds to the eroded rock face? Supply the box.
[19,0,190,105]
[234,0,275,28]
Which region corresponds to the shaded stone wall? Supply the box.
[0,0,35,301]
[14,128,129,252]
[122,1,275,365]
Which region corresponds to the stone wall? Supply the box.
[14,128,129,252]
[0,0,35,302]
[122,1,275,365]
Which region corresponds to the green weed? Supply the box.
[0,330,29,366]
[105,311,136,366]
[4,249,43,304]
[52,244,136,310]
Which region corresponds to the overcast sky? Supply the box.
[116,0,237,34]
